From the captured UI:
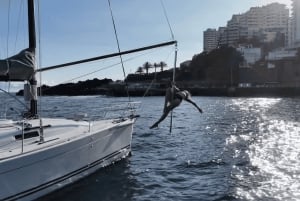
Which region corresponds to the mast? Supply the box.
[28,0,36,49]
[27,0,38,117]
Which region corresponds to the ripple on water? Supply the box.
[2,95,299,201]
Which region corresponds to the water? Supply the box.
[1,94,300,201]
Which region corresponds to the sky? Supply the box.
[0,0,292,90]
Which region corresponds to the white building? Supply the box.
[203,28,218,52]
[204,3,290,51]
[226,15,242,46]
[262,3,289,31]
[266,48,297,61]
[286,17,294,47]
[224,3,289,46]
[291,0,300,47]
[236,46,262,67]
[218,27,228,46]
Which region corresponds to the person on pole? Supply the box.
[150,81,203,129]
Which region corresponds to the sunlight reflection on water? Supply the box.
[245,120,300,200]
[230,98,300,201]
[1,94,299,201]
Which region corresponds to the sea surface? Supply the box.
[1,94,300,201]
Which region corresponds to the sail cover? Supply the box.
[0,48,35,81]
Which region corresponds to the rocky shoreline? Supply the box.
[16,79,300,97]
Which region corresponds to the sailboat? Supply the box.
[0,0,176,200]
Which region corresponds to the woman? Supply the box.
[150,83,203,129]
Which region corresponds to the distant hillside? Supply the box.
[16,78,113,96]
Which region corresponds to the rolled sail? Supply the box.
[0,48,35,81]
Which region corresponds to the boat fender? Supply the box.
[24,83,31,101]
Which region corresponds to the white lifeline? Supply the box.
[0,117,135,201]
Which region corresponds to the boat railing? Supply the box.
[0,101,141,158]
[69,101,141,121]
[96,101,141,120]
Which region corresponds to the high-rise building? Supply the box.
[203,3,289,51]
[203,28,218,52]
[291,0,300,47]
[226,3,288,46]
[226,15,242,46]
[218,27,228,47]
[287,17,294,47]
[238,3,288,43]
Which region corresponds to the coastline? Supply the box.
[16,85,300,97]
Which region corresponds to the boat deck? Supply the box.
[0,118,125,160]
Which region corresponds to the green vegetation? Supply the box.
[177,47,243,86]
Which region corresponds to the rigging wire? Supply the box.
[141,48,174,98]
[38,47,161,94]
[140,0,177,99]
[160,0,175,40]
[3,1,12,119]
[37,0,43,117]
[37,41,176,72]
[60,50,158,84]
[37,0,45,141]
[14,0,25,53]
[6,0,11,57]
[160,0,178,133]
[0,88,29,110]
[107,0,131,102]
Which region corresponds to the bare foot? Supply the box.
[150,123,158,129]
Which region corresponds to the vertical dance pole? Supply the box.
[170,42,178,133]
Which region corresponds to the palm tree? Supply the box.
[135,66,144,74]
[159,61,167,72]
[153,62,159,73]
[143,62,153,74]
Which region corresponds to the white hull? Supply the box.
[0,117,135,201]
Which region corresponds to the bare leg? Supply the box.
[150,110,171,129]
[150,99,182,129]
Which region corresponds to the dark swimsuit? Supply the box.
[175,93,184,100]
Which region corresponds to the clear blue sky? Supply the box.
[0,0,292,90]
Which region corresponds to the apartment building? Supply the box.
[218,27,227,47]
[226,15,242,46]
[291,0,300,47]
[203,28,218,52]
[204,3,289,49]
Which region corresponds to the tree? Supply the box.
[143,62,153,74]
[135,66,144,74]
[187,46,243,86]
[159,61,167,72]
[153,63,159,73]
[153,61,167,72]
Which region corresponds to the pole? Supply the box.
[169,42,178,133]
[37,41,177,72]
[28,0,36,49]
[27,0,38,117]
